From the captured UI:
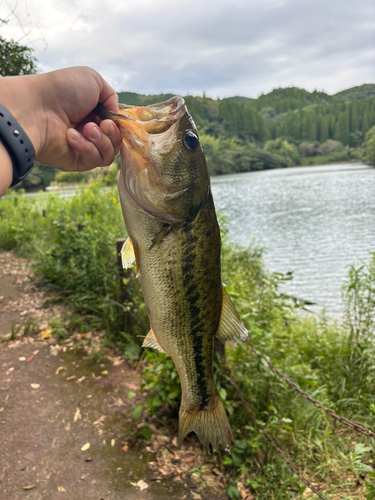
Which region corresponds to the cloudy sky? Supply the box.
[1,0,374,98]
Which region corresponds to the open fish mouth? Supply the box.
[94,97,192,224]
[94,96,187,160]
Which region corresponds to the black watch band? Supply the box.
[0,102,35,187]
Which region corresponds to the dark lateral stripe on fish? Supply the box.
[181,224,210,409]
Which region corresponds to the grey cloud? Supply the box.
[3,0,374,97]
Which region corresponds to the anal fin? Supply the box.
[215,288,248,343]
[142,328,166,353]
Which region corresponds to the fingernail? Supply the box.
[90,126,101,141]
[70,129,81,143]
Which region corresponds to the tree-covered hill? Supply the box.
[118,85,375,149]
[334,83,375,101]
[253,87,332,113]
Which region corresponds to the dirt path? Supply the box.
[0,252,231,500]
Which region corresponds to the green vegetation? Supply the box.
[1,187,375,498]
[362,126,375,165]
[0,19,38,76]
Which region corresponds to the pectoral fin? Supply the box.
[142,328,166,353]
[121,238,135,269]
[215,288,248,342]
[121,237,141,277]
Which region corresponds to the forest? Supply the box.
[20,84,375,189]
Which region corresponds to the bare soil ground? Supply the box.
[0,252,236,500]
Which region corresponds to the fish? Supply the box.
[95,97,248,452]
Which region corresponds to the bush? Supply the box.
[317,139,343,156]
[54,171,89,184]
[362,125,375,165]
[298,142,317,157]
[264,139,300,167]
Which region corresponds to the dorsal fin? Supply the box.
[215,288,248,342]
[142,328,166,353]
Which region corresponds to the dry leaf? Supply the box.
[191,492,202,500]
[26,355,34,363]
[57,486,66,492]
[23,485,36,490]
[237,481,250,500]
[112,357,124,367]
[131,479,148,491]
[0,464,8,483]
[81,442,90,452]
[30,383,40,389]
[66,376,76,381]
[38,326,52,340]
[73,408,81,422]
[93,415,107,426]
[76,376,85,384]
[55,366,64,375]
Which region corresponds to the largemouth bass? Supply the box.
[95,97,248,452]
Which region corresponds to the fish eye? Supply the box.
[183,130,200,151]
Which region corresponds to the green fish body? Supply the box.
[96,98,248,452]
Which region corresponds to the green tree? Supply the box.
[362,125,375,164]
[0,25,38,76]
[319,115,329,142]
[362,109,370,134]
[350,102,359,131]
[335,110,350,145]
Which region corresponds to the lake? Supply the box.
[211,163,375,315]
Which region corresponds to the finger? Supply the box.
[97,75,119,114]
[82,123,118,166]
[99,119,122,155]
[67,126,112,170]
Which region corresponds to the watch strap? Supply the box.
[0,102,35,187]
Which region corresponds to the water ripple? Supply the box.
[211,163,375,315]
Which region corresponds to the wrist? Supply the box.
[0,74,44,157]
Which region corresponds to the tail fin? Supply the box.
[178,397,233,453]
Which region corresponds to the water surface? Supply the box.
[211,163,375,314]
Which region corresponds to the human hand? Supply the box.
[0,66,122,172]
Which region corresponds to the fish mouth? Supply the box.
[95,97,191,224]
[95,96,187,160]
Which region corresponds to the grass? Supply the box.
[1,185,375,499]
